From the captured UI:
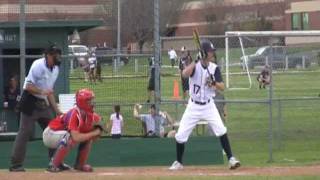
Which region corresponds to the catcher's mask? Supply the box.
[45,45,62,66]
[200,39,216,59]
[76,89,95,113]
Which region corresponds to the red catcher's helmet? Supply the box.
[76,89,95,113]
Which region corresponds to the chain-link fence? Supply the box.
[160,32,320,162]
[1,0,320,164]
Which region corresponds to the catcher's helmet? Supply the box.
[200,39,216,58]
[76,89,95,113]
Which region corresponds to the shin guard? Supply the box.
[74,140,92,169]
[51,134,76,167]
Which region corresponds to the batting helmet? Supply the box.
[200,39,216,59]
[76,89,95,113]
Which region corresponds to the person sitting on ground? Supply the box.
[257,65,271,89]
[133,104,176,138]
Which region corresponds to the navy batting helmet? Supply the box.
[201,39,216,58]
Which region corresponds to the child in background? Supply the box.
[108,105,123,139]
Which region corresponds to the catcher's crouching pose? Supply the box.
[43,89,105,172]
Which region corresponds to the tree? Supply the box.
[97,0,184,52]
[121,0,183,52]
[203,0,226,35]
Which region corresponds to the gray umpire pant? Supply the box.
[10,107,55,167]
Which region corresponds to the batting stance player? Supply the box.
[43,89,103,172]
[169,39,240,170]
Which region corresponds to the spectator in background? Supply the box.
[257,65,271,89]
[79,59,90,82]
[107,105,124,139]
[168,47,177,68]
[88,52,97,84]
[3,75,21,129]
[95,60,102,83]
[133,104,176,138]
[4,75,20,111]
[179,48,193,100]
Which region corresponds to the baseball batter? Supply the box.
[43,89,104,172]
[169,39,240,170]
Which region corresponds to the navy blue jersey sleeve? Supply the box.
[214,67,223,82]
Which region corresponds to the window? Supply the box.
[292,13,301,30]
[291,12,309,30]
[302,13,309,30]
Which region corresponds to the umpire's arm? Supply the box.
[47,93,62,115]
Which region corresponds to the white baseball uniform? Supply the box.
[175,61,227,143]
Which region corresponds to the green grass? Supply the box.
[68,60,320,168]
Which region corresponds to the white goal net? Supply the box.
[225,31,320,89]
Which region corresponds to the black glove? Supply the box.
[92,121,107,134]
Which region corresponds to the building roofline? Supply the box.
[0,19,103,32]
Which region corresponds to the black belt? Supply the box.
[191,98,210,105]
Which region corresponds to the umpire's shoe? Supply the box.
[9,165,26,172]
[229,157,241,170]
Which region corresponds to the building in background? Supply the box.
[285,0,320,30]
[170,0,288,36]
[0,0,115,46]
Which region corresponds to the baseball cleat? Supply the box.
[229,157,241,170]
[169,160,183,170]
[59,163,71,171]
[74,164,93,172]
[46,165,63,173]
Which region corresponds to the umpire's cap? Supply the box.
[45,44,62,55]
[201,39,216,53]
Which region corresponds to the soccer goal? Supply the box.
[225,30,320,89]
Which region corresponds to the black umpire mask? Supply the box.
[46,45,62,66]
[53,54,62,66]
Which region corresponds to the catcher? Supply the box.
[43,89,106,172]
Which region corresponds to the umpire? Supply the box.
[9,45,63,172]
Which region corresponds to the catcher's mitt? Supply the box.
[92,121,108,134]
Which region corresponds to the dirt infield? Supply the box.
[0,165,319,180]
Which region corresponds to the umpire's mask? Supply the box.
[46,45,62,66]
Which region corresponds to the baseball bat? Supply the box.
[192,29,201,51]
[193,28,215,84]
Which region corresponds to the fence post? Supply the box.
[70,58,74,74]
[175,101,178,123]
[265,56,269,66]
[285,56,288,70]
[277,99,283,150]
[220,57,224,72]
[302,56,305,69]
[135,58,138,73]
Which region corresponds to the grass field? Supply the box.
[68,58,320,168]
